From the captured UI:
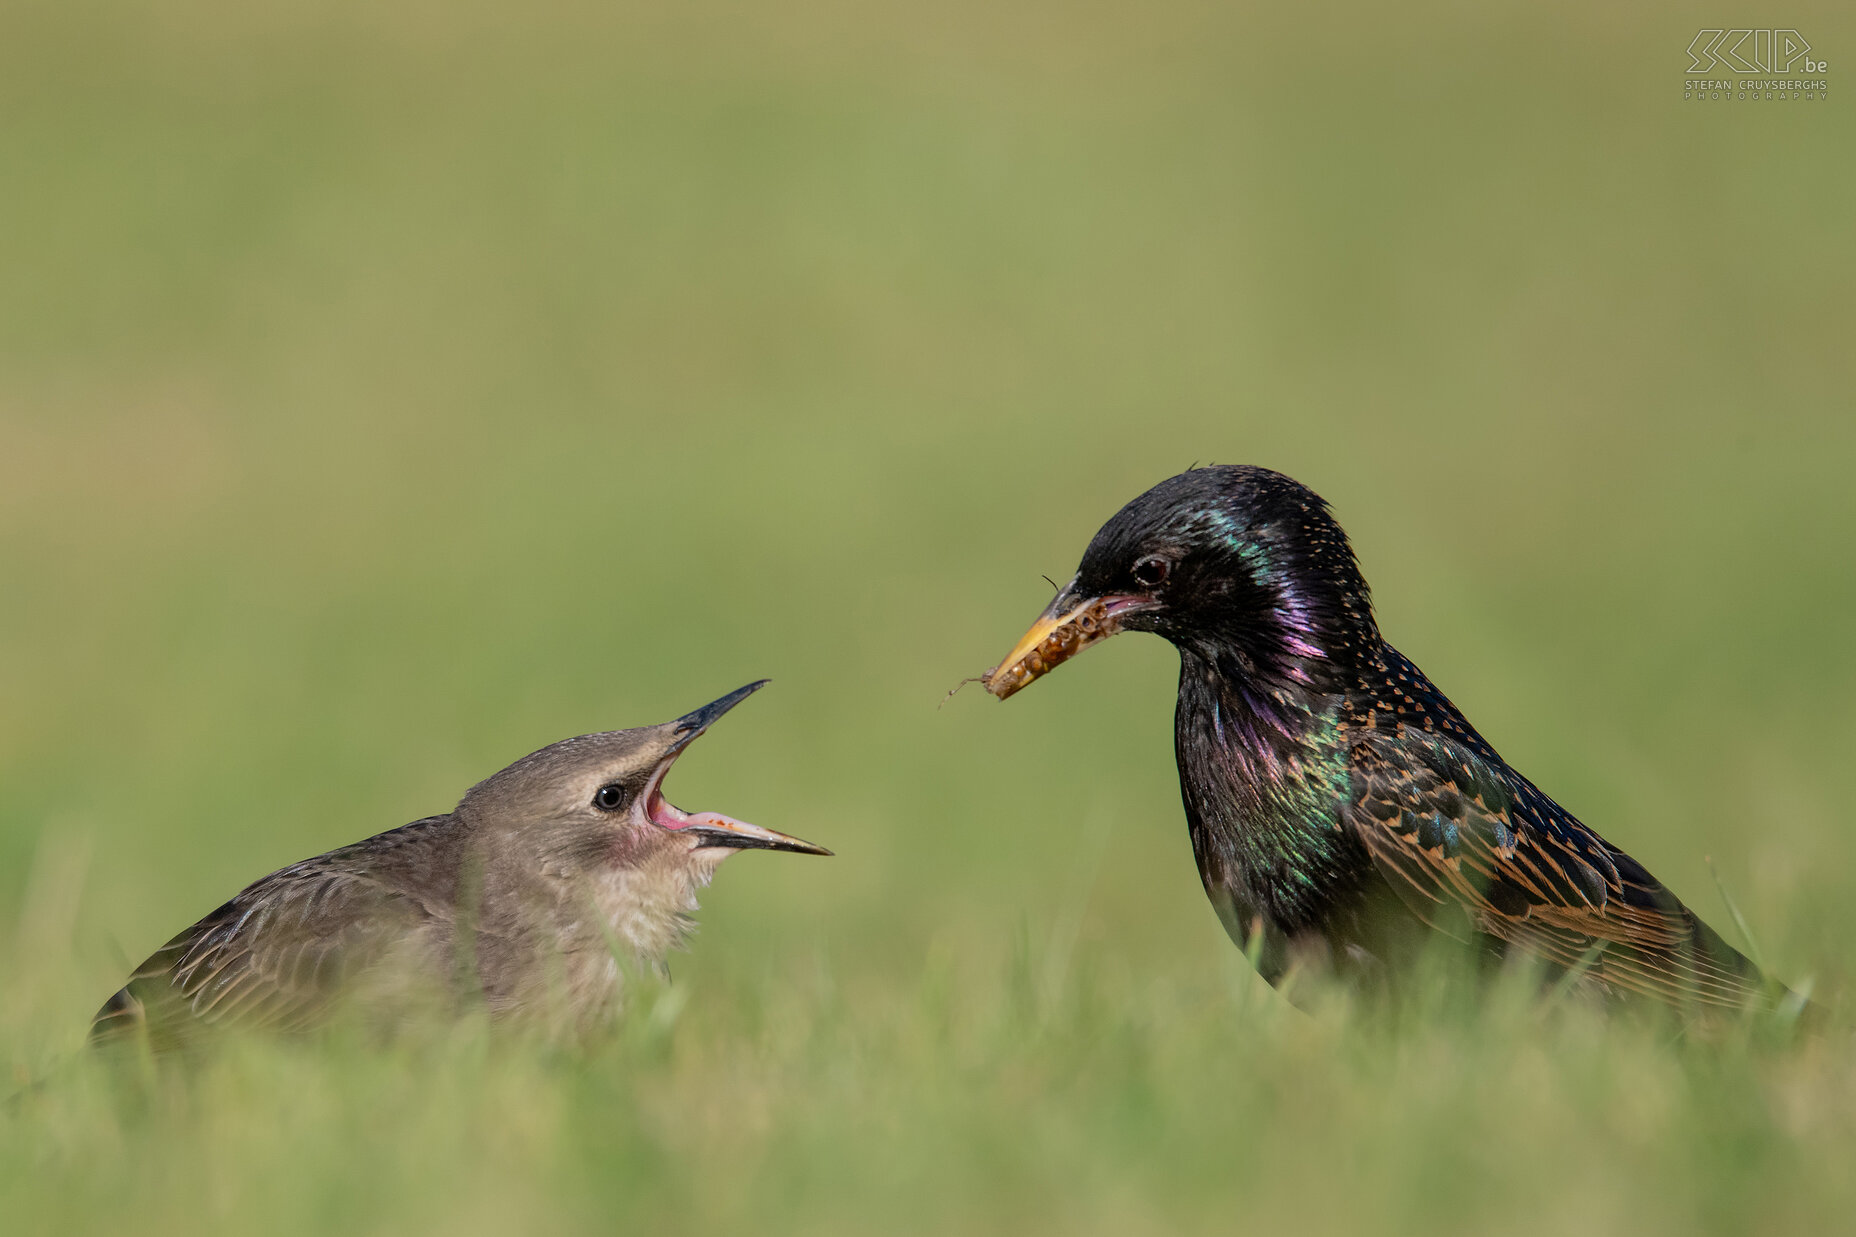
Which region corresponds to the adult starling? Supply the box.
[983,466,1777,1013]
[92,681,829,1049]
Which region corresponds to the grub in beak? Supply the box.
[982,593,1143,700]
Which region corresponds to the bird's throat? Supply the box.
[1173,647,1360,934]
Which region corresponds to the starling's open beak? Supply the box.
[677,811,834,856]
[667,679,770,753]
[642,681,833,857]
[983,586,1151,701]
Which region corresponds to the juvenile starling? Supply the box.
[984,466,1780,1013]
[92,681,829,1049]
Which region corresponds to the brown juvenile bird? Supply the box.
[983,466,1791,1016]
[92,681,828,1049]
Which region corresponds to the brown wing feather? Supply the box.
[92,863,444,1048]
[1342,729,1766,1011]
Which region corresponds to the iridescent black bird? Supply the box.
[984,466,1777,1013]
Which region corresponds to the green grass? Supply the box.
[3,1,1854,1232]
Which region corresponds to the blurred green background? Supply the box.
[3,1,1853,1233]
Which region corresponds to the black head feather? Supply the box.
[1074,465,1378,691]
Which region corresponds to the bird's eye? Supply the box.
[593,784,628,812]
[1132,557,1170,588]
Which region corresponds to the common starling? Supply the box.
[984,466,1779,1013]
[92,681,829,1049]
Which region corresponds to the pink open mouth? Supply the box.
[636,732,831,856]
[643,761,688,829]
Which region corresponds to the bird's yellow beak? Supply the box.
[983,589,1147,700]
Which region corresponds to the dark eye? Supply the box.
[1132,556,1170,588]
[593,784,627,812]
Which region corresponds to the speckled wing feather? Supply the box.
[92,822,458,1047]
[1342,729,1765,1010]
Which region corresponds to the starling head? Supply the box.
[984,466,1377,699]
[457,679,831,878]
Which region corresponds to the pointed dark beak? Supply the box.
[668,679,771,753]
[685,817,834,856]
[645,680,833,857]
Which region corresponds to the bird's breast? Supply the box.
[1174,671,1368,935]
[582,861,706,967]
